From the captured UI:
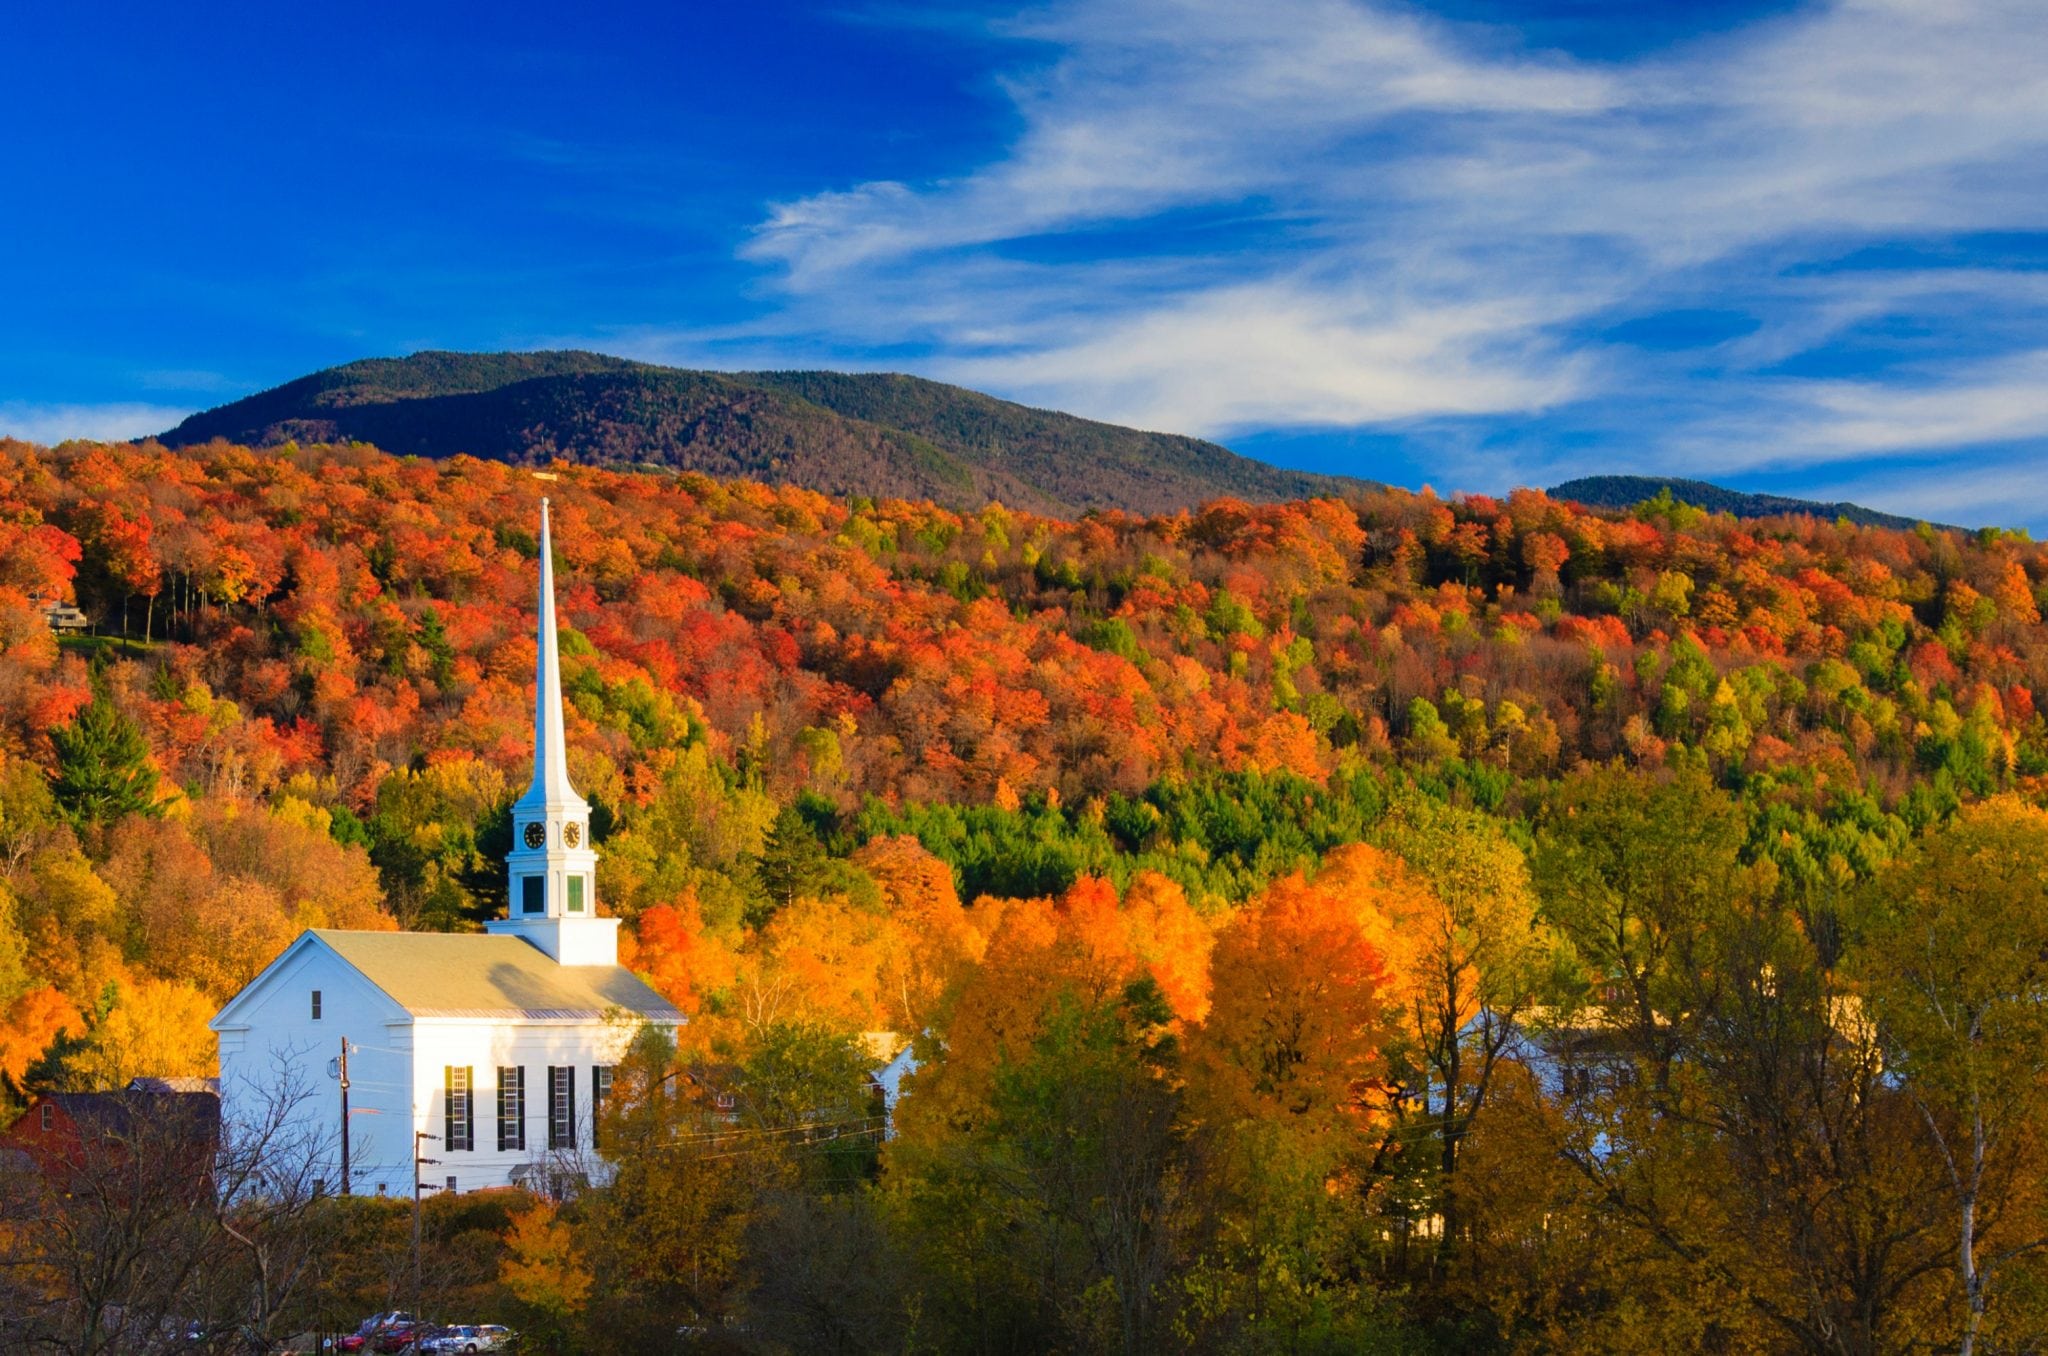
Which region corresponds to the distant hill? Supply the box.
[1549,475,1954,531]
[157,351,1377,516]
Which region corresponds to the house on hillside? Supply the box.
[1496,986,1878,1111]
[209,502,684,1196]
[30,594,89,633]
[0,1078,220,1184]
[863,1032,917,1133]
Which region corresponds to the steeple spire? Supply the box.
[528,498,579,809]
[490,497,615,966]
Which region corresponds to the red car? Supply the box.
[373,1324,428,1354]
[333,1313,420,1354]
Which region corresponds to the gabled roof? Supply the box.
[128,1076,219,1094]
[38,1089,220,1140]
[309,929,683,1021]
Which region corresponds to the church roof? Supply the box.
[311,929,683,1022]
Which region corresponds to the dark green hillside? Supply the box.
[1550,474,1954,531]
[158,351,1377,515]
[741,369,1365,513]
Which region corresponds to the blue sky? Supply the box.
[5,0,2048,529]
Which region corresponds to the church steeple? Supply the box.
[488,498,617,966]
[525,499,582,814]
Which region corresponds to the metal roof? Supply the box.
[311,929,683,1021]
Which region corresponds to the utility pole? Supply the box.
[413,1130,440,1330]
[338,1038,351,1196]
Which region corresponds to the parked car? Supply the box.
[421,1325,516,1353]
[371,1322,428,1354]
[333,1314,418,1354]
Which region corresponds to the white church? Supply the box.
[210,501,683,1196]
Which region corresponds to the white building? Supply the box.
[210,500,682,1195]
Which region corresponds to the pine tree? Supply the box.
[756,805,831,921]
[416,602,457,684]
[50,695,159,829]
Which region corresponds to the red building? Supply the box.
[0,1078,220,1186]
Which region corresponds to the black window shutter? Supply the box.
[498,1066,525,1152]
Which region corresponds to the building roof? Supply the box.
[127,1076,219,1094]
[311,929,683,1021]
[40,1089,220,1139]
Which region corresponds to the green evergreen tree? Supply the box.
[416,602,457,684]
[755,805,832,921]
[50,695,159,830]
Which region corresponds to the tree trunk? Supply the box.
[1959,1101,1987,1356]
[1438,1010,1462,1279]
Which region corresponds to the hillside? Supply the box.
[1550,473,1950,530]
[8,438,2048,1346]
[5,437,2041,913]
[156,350,1376,516]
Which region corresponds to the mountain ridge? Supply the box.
[1549,474,1960,532]
[157,351,1379,516]
[154,355,1969,527]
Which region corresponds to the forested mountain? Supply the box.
[157,350,1376,515]
[1551,473,1948,530]
[10,435,2048,1349]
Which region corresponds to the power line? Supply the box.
[684,1126,886,1163]
[628,1115,887,1150]
[612,1114,890,1158]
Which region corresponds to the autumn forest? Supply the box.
[7,435,2048,1353]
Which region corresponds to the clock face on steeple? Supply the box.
[563,822,581,848]
[523,822,546,850]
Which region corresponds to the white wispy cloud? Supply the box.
[1796,452,2048,527]
[748,0,1615,284]
[936,278,1589,431]
[722,0,2048,504]
[0,402,190,446]
[1783,350,2048,460]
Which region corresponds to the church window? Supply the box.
[592,1066,614,1148]
[521,876,545,915]
[310,990,322,1020]
[498,1066,526,1152]
[445,1066,474,1152]
[566,875,586,913]
[549,1066,576,1149]
[40,1103,53,1131]
[446,1175,457,1194]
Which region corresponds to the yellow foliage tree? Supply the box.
[0,985,85,1085]
[1369,797,1550,1252]
[1120,871,1215,1025]
[72,977,216,1087]
[1191,870,1391,1131]
[757,896,893,1033]
[853,834,981,1031]
[1860,797,2048,1355]
[500,1201,594,1321]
